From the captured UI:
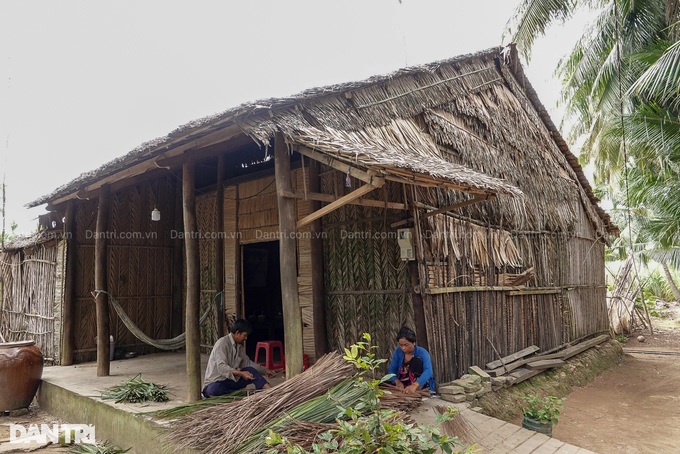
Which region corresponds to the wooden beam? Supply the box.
[295,145,383,186]
[275,133,304,378]
[183,158,202,402]
[561,334,609,360]
[47,124,244,207]
[61,200,76,366]
[526,359,565,370]
[486,352,566,376]
[486,345,540,370]
[507,288,560,296]
[423,194,493,218]
[281,189,408,211]
[215,154,226,338]
[94,185,111,377]
[423,285,520,294]
[295,183,383,229]
[308,160,328,359]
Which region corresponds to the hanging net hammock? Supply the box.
[93,290,220,351]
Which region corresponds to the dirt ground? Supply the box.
[0,408,70,453]
[551,305,680,454]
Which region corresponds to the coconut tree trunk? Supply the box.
[662,262,680,302]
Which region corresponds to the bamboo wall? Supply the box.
[415,195,607,383]
[72,178,176,362]
[224,185,239,322]
[219,170,317,359]
[196,192,219,353]
[321,170,413,364]
[564,203,608,339]
[0,241,62,362]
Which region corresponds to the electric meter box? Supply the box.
[397,228,415,261]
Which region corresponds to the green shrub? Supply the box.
[522,395,564,425]
[266,333,474,454]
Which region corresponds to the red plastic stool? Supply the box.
[254,341,284,370]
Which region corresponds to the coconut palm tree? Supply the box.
[507,0,680,296]
[507,0,679,182]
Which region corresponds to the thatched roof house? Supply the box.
[2,45,616,395]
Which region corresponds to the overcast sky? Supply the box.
[0,0,591,234]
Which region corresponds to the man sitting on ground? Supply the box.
[202,319,273,397]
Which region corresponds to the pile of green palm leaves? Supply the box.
[169,352,357,454]
[101,374,169,403]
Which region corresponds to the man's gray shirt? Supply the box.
[203,333,266,387]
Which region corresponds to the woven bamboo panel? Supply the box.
[320,169,412,367]
[224,185,239,321]
[0,242,60,362]
[197,191,218,352]
[294,167,316,359]
[73,178,175,362]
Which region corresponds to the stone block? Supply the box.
[468,366,491,382]
[439,385,465,395]
[441,393,466,403]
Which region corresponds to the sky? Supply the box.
[0,0,592,235]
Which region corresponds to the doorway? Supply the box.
[241,241,283,358]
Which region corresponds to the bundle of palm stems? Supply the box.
[378,383,430,411]
[435,405,477,446]
[234,379,371,453]
[232,380,428,453]
[169,352,355,453]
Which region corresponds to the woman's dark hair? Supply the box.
[397,326,417,343]
[230,319,253,335]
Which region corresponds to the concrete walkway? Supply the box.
[411,398,596,453]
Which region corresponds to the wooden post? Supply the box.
[274,133,304,377]
[183,159,202,401]
[61,200,76,366]
[215,154,226,338]
[94,185,111,376]
[308,159,327,358]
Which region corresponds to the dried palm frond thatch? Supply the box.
[169,352,356,454]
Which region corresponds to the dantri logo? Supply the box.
[9,424,96,444]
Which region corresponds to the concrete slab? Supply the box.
[512,432,552,453]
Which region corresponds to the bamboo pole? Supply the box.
[94,185,111,376]
[61,200,76,365]
[183,159,202,401]
[275,133,304,377]
[215,154,226,338]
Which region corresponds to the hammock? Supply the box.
[99,291,220,351]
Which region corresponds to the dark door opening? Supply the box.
[241,241,283,359]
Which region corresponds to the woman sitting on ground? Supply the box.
[387,326,434,394]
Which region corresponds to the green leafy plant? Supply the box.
[101,374,169,403]
[266,333,474,454]
[522,395,565,425]
[615,334,629,344]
